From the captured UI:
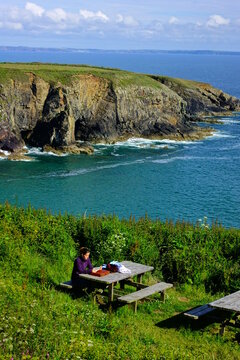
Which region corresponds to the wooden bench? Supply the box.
[118,282,173,313]
[60,280,73,289]
[184,304,215,320]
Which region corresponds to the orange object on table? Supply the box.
[91,270,110,277]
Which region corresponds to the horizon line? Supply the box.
[0,45,240,54]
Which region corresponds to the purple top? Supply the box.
[71,256,93,280]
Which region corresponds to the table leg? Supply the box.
[133,301,138,314]
[137,274,143,284]
[108,283,114,303]
[160,290,165,303]
[120,281,125,290]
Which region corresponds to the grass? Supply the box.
[0,62,165,89]
[151,75,210,91]
[0,203,240,359]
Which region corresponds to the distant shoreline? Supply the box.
[0,46,240,56]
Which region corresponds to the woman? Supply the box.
[71,247,100,288]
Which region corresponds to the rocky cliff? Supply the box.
[0,63,239,156]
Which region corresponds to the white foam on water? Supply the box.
[152,156,197,164]
[207,131,235,140]
[25,147,42,155]
[110,152,123,157]
[116,137,190,147]
[0,150,10,156]
[219,119,240,125]
[46,159,146,178]
[103,137,184,149]
[9,158,34,162]
[152,155,231,164]
[26,146,67,157]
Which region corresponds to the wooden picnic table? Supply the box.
[210,290,240,313]
[209,290,240,335]
[78,260,154,302]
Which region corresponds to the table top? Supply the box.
[78,260,154,284]
[210,290,240,313]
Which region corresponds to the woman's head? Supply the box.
[79,247,90,260]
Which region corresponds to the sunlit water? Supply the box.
[0,51,240,227]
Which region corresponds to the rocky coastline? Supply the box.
[0,63,239,160]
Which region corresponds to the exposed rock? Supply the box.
[7,151,33,161]
[43,142,94,155]
[0,151,7,158]
[0,64,239,154]
[153,76,240,118]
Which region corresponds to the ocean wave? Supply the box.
[0,150,10,156]
[9,158,35,162]
[26,146,67,157]
[219,119,240,125]
[45,159,146,178]
[114,137,191,147]
[152,155,231,164]
[207,131,235,140]
[95,138,182,149]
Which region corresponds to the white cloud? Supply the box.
[169,16,180,25]
[46,8,67,23]
[207,15,230,28]
[25,2,44,17]
[80,10,109,23]
[0,21,23,30]
[116,14,138,27]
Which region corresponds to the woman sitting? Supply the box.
[71,247,100,288]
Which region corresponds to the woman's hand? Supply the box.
[92,266,102,273]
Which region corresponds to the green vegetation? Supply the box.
[1,203,240,359]
[0,63,164,89]
[151,75,208,90]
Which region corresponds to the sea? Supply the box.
[0,50,240,228]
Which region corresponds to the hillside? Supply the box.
[1,204,240,359]
[0,63,239,158]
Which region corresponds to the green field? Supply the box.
[1,203,240,359]
[0,62,200,90]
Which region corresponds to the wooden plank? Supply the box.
[118,282,173,303]
[78,261,154,285]
[59,280,73,289]
[122,279,148,289]
[184,304,215,319]
[210,290,240,313]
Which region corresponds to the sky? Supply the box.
[0,1,240,51]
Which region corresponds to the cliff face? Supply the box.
[0,64,240,153]
[153,76,240,119]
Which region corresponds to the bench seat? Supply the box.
[118,282,173,312]
[184,304,215,320]
[60,280,73,289]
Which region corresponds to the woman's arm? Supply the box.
[76,257,92,274]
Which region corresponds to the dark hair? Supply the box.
[79,247,90,256]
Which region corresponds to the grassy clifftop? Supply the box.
[0,63,165,89]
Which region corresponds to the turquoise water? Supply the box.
[0,51,240,227]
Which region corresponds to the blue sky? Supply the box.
[0,1,239,50]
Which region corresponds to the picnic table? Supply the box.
[78,260,154,303]
[184,290,240,335]
[209,290,240,335]
[60,260,173,312]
